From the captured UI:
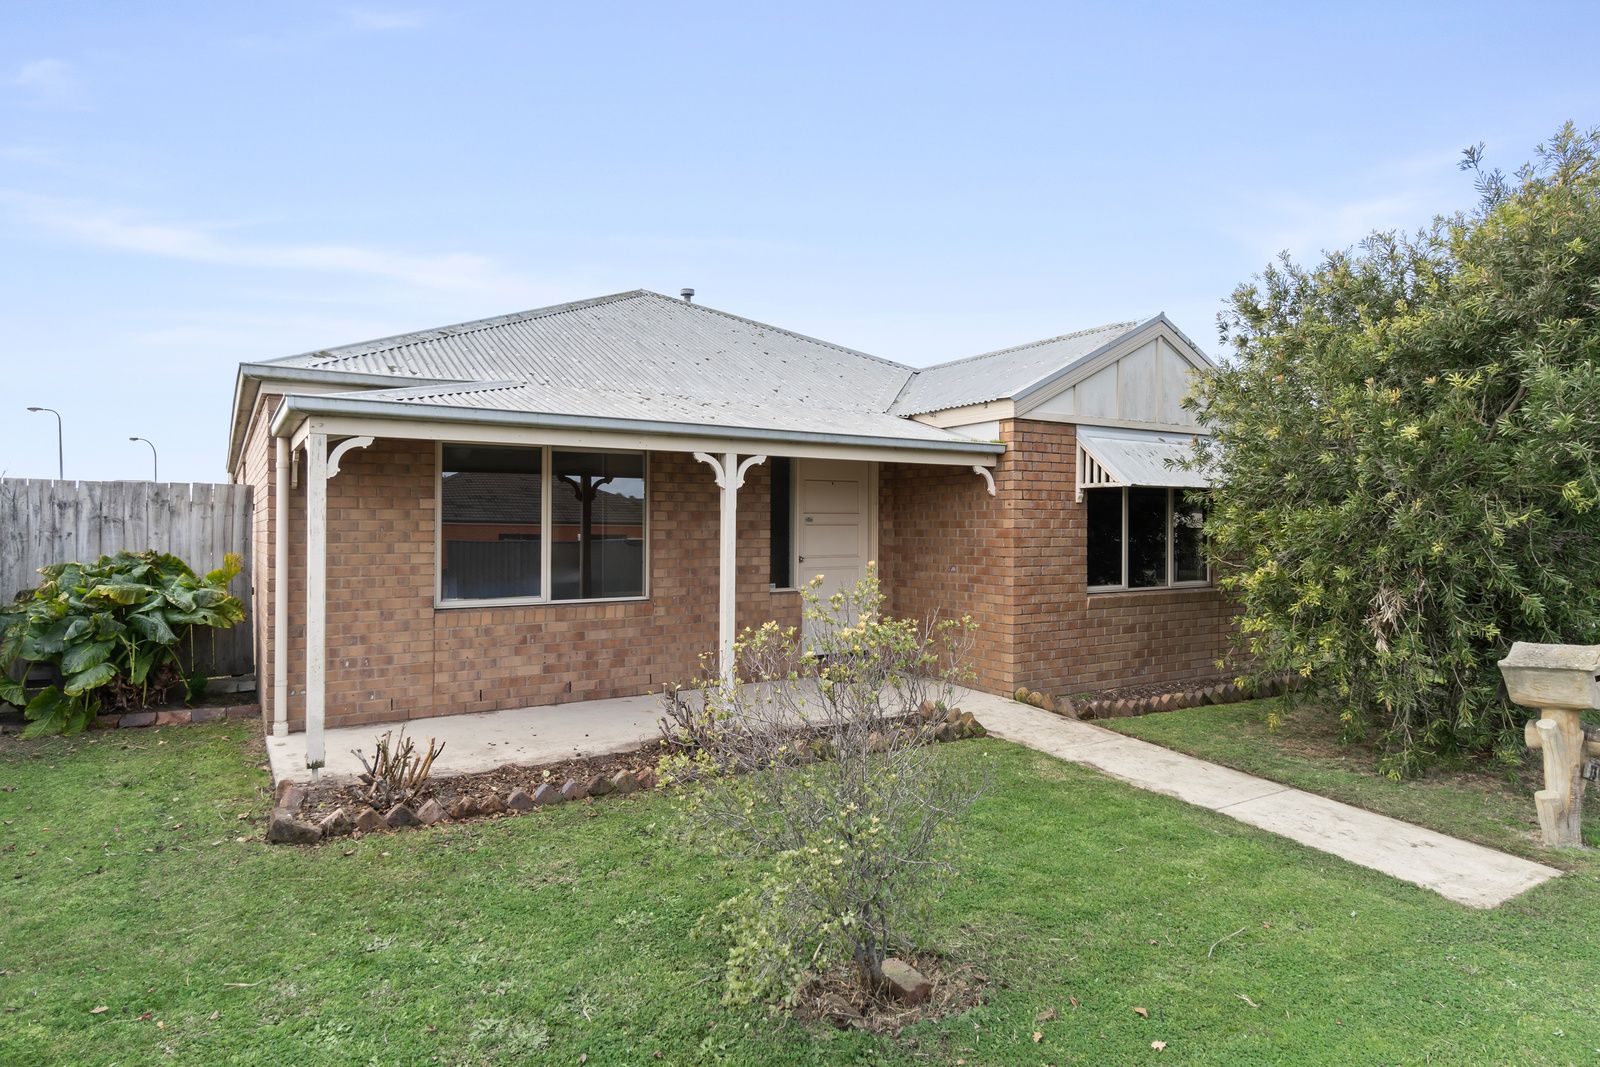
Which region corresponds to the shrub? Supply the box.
[352,727,445,808]
[0,550,246,737]
[1188,124,1600,773]
[661,565,985,1008]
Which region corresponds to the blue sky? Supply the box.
[2,1,1596,482]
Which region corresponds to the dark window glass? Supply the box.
[1086,488,1123,587]
[1127,488,1169,588]
[441,445,541,600]
[551,451,646,600]
[769,457,793,588]
[1174,491,1208,583]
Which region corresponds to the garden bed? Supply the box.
[267,703,991,845]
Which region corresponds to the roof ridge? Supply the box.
[639,290,917,375]
[263,290,653,369]
[912,319,1140,376]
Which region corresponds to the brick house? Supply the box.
[228,290,1229,769]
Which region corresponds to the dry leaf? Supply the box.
[1133,1006,1149,1019]
[137,1011,153,1021]
[1152,1040,1167,1051]
[1237,993,1259,1009]
[1069,996,1080,1009]
[1035,1008,1057,1023]
[1031,1031,1043,1044]
[207,1011,220,1021]
[90,1006,108,1014]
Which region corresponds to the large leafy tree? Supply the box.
[1190,124,1600,773]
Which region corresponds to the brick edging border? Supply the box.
[94,704,260,730]
[1014,675,1302,722]
[266,705,992,845]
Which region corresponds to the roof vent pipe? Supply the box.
[680,288,695,303]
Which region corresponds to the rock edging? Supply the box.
[1015,675,1303,723]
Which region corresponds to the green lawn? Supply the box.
[4,722,1600,1065]
[1106,696,1600,858]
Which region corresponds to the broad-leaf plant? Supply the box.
[0,551,245,737]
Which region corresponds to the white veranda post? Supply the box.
[303,432,374,778]
[273,436,289,737]
[694,451,767,680]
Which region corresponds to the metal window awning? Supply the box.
[1076,426,1211,501]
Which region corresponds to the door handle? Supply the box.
[798,555,806,563]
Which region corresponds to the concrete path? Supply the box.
[955,690,1562,909]
[266,693,663,786]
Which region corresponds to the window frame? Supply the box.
[1085,486,1211,593]
[768,456,800,592]
[435,442,650,609]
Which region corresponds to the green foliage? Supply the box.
[0,550,245,737]
[662,566,985,1006]
[1189,123,1600,773]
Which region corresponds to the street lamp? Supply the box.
[25,406,63,480]
[129,437,158,481]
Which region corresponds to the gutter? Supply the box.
[269,392,1006,457]
[226,364,469,472]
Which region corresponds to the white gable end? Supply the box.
[1022,324,1210,430]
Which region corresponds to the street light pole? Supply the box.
[129,437,158,481]
[25,406,63,480]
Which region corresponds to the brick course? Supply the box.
[238,420,799,731]
[880,419,1234,698]
[236,401,1230,730]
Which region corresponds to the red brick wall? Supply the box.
[880,418,1234,698]
[233,397,1230,730]
[234,393,280,731]
[877,457,1017,693]
[234,406,800,731]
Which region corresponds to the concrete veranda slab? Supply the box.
[954,690,1562,909]
[265,692,663,786]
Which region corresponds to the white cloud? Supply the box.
[344,8,429,30]
[11,58,88,110]
[1220,147,1473,263]
[0,190,543,305]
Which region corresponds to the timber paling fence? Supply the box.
[0,479,254,678]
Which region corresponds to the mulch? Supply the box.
[791,951,988,1034]
[298,743,667,818]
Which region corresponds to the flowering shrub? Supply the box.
[661,566,984,1006]
[1187,124,1600,773]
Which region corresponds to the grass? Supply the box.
[2,722,1600,1064]
[1105,696,1600,858]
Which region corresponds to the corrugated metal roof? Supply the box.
[330,377,967,444]
[266,290,916,419]
[1077,426,1210,488]
[243,290,1193,454]
[890,320,1140,415]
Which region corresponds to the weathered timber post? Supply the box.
[1498,642,1600,848]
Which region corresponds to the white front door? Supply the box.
[796,459,873,642]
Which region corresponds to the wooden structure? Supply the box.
[0,478,255,678]
[1499,642,1600,848]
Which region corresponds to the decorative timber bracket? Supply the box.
[972,465,995,496]
[326,435,375,478]
[694,451,767,490]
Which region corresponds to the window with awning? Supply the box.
[1075,426,1210,501]
[1078,427,1211,591]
